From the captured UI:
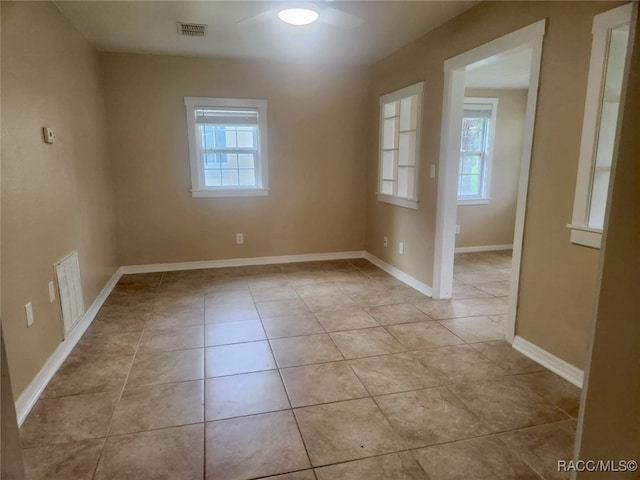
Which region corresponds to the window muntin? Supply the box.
[457,99,498,204]
[377,82,424,209]
[185,98,268,197]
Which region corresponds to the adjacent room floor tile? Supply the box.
[109,380,204,435]
[137,325,204,353]
[270,334,343,368]
[314,308,380,332]
[385,321,464,350]
[126,348,204,386]
[329,327,405,359]
[94,424,204,480]
[449,376,569,432]
[375,387,491,448]
[413,436,540,480]
[205,320,266,346]
[22,439,105,480]
[438,316,504,343]
[205,341,276,377]
[366,303,432,325]
[205,370,289,421]
[414,297,508,320]
[315,451,428,480]
[294,398,405,466]
[20,392,120,447]
[414,345,507,384]
[206,411,310,480]
[452,282,492,300]
[474,280,511,297]
[262,313,325,338]
[280,361,368,407]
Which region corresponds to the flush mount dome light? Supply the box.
[277,8,319,26]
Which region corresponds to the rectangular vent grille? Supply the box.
[55,251,85,338]
[177,22,207,37]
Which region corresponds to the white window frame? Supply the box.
[377,82,424,210]
[568,3,632,248]
[184,97,269,198]
[457,97,498,205]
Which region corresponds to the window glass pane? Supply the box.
[588,169,610,229]
[398,132,416,166]
[225,154,238,169]
[204,169,222,187]
[224,129,237,148]
[458,174,481,197]
[237,127,255,148]
[221,169,239,186]
[239,169,256,186]
[461,118,485,152]
[204,153,218,167]
[381,180,395,195]
[461,154,481,174]
[384,101,398,118]
[397,166,414,198]
[594,101,619,168]
[383,118,398,149]
[399,95,417,131]
[382,151,397,180]
[238,154,255,169]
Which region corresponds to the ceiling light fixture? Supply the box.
[277,8,319,26]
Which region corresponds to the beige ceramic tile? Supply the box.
[206,411,310,480]
[348,290,408,308]
[262,313,325,338]
[127,348,204,386]
[294,398,405,466]
[498,420,577,480]
[470,341,546,374]
[280,361,368,407]
[22,439,105,480]
[137,325,204,353]
[385,321,464,350]
[94,424,204,480]
[205,302,260,323]
[473,281,511,297]
[256,298,311,318]
[375,387,491,448]
[205,370,289,421]
[366,303,432,325]
[20,392,119,447]
[329,328,406,359]
[448,376,569,432]
[315,452,428,480]
[41,352,133,398]
[303,294,357,313]
[110,380,204,435]
[153,292,204,311]
[314,308,380,332]
[270,334,343,368]
[86,312,148,336]
[261,471,315,480]
[294,282,344,298]
[452,282,492,300]
[146,307,204,330]
[438,316,505,343]
[515,372,582,417]
[348,352,446,396]
[73,331,141,357]
[205,341,276,377]
[414,345,507,384]
[414,297,508,320]
[250,286,300,303]
[205,290,254,306]
[413,436,540,480]
[205,320,266,346]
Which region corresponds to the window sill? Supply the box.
[191,188,269,198]
[457,198,490,206]
[376,193,418,210]
[567,224,602,249]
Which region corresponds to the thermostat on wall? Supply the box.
[42,127,56,144]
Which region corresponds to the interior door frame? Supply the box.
[432,20,546,343]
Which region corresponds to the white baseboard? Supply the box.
[15,267,123,426]
[512,335,584,388]
[364,252,433,297]
[120,251,366,274]
[455,244,513,253]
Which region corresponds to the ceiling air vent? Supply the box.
[177,22,207,37]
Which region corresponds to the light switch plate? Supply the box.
[43,127,56,144]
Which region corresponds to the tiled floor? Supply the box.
[20,252,581,480]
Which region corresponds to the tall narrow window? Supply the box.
[457,98,498,204]
[185,97,269,197]
[377,82,424,209]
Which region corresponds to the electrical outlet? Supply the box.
[236,233,244,244]
[25,302,34,327]
[430,164,436,178]
[456,225,461,234]
[42,127,56,144]
[48,281,56,303]
[399,242,404,255]
[383,236,388,248]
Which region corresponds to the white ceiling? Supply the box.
[465,46,532,90]
[54,1,478,65]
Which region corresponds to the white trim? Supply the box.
[455,244,513,254]
[364,252,433,297]
[191,189,269,198]
[457,198,490,206]
[434,18,546,355]
[512,335,584,388]
[375,194,418,210]
[121,251,366,274]
[568,224,602,249]
[15,267,123,426]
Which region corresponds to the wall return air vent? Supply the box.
[177,22,207,37]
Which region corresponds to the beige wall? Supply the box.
[456,88,527,249]
[1,2,118,397]
[576,3,640,470]
[365,1,623,369]
[99,53,369,266]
